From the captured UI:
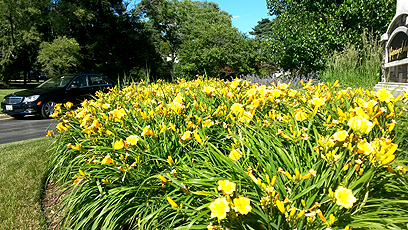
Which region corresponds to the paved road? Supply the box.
[0,115,57,145]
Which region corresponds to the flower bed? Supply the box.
[48,77,408,229]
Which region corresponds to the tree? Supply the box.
[0,0,49,84]
[265,0,396,73]
[48,0,159,80]
[250,18,273,39]
[37,36,81,76]
[136,0,258,79]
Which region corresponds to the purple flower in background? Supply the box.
[234,71,320,89]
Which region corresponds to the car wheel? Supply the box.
[10,114,25,119]
[41,101,56,118]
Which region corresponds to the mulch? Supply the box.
[41,182,69,230]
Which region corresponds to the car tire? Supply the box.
[41,100,56,119]
[10,114,25,119]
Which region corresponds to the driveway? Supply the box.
[0,114,57,145]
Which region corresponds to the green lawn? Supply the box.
[0,137,54,229]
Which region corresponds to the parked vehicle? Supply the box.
[1,73,115,119]
[29,72,48,81]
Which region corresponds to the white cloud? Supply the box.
[232,15,240,19]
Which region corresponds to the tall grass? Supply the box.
[320,33,382,89]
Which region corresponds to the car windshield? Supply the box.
[37,75,76,88]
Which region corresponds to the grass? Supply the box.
[0,137,54,230]
[320,33,382,90]
[0,89,23,104]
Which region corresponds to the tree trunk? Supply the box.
[8,12,15,46]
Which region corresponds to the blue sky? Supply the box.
[210,0,271,35]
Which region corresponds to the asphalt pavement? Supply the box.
[0,114,57,145]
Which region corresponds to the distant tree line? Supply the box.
[258,0,396,74]
[0,0,396,84]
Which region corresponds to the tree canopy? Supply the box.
[135,0,260,79]
[265,0,396,73]
[0,0,398,84]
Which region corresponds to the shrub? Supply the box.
[48,77,408,229]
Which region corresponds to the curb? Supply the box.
[0,114,11,119]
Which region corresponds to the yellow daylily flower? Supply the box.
[101,154,114,164]
[233,196,252,215]
[64,101,73,109]
[46,130,54,137]
[126,135,139,146]
[203,86,215,96]
[228,149,242,162]
[334,186,356,209]
[375,88,394,102]
[181,131,193,141]
[102,103,110,109]
[310,97,325,107]
[202,119,214,128]
[294,109,308,121]
[348,116,373,135]
[357,139,374,154]
[209,197,230,220]
[217,180,236,195]
[113,139,125,150]
[230,103,243,114]
[332,130,348,142]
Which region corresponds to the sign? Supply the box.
[388,32,408,62]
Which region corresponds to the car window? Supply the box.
[38,75,76,88]
[70,75,88,88]
[89,75,110,86]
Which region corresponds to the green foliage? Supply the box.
[265,0,396,73]
[136,0,260,79]
[0,0,48,83]
[250,18,273,39]
[37,36,81,77]
[320,33,382,90]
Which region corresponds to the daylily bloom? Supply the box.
[202,119,214,128]
[375,88,394,102]
[217,180,236,195]
[310,97,325,107]
[348,116,373,135]
[181,131,193,141]
[101,153,114,164]
[334,186,356,209]
[230,103,243,114]
[209,197,230,220]
[233,196,252,215]
[294,109,308,121]
[126,135,139,146]
[228,149,242,162]
[113,139,125,150]
[203,86,215,96]
[332,130,348,142]
[64,101,73,109]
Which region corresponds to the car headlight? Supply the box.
[23,95,40,103]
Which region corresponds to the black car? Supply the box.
[1,73,115,119]
[29,72,48,81]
